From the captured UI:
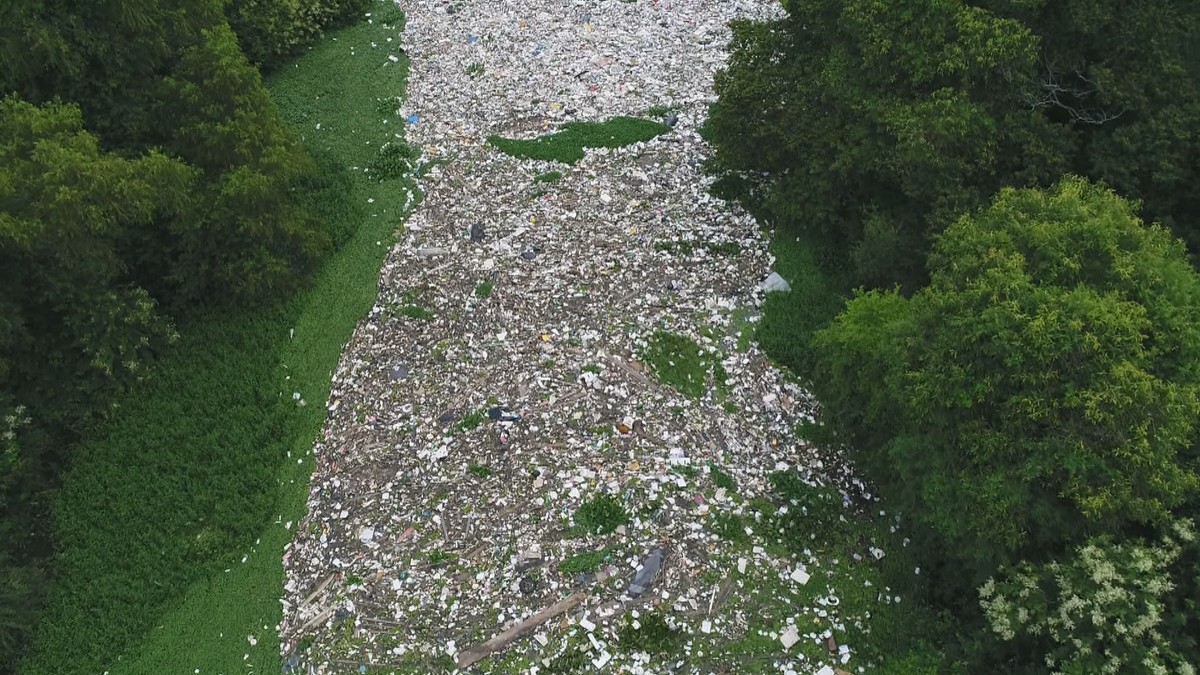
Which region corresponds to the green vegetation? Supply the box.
[571,493,629,536]
[711,2,1200,670]
[391,303,434,320]
[427,550,458,566]
[475,280,495,299]
[641,330,727,399]
[643,104,678,118]
[708,511,749,543]
[11,6,415,674]
[488,117,670,164]
[617,612,680,654]
[456,409,486,433]
[708,0,1200,293]
[465,62,484,77]
[0,1,384,663]
[226,0,370,71]
[533,170,563,183]
[814,179,1200,567]
[558,548,612,575]
[467,463,494,479]
[708,463,737,493]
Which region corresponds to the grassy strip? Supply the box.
[488,116,669,164]
[19,5,413,674]
[755,233,848,378]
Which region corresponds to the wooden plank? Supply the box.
[455,591,588,669]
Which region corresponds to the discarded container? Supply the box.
[628,547,665,596]
[761,271,791,293]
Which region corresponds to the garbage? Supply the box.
[780,626,800,649]
[761,271,792,293]
[486,406,521,422]
[276,0,881,672]
[628,547,665,597]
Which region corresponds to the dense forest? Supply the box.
[0,0,368,669]
[708,0,1200,672]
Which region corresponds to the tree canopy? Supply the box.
[708,0,1200,291]
[807,177,1200,670]
[812,177,1200,564]
[0,0,371,666]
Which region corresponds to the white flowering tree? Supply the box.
[979,521,1196,675]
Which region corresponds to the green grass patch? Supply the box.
[426,550,457,566]
[617,612,680,654]
[643,104,679,118]
[709,510,750,543]
[641,330,727,399]
[708,462,738,493]
[488,116,670,164]
[558,548,613,575]
[533,170,563,183]
[18,6,415,674]
[467,463,493,479]
[456,409,486,433]
[571,493,629,536]
[390,303,433,320]
[474,280,494,298]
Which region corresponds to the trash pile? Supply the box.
[279,0,882,672]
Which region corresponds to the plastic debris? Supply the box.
[628,547,665,597]
[761,271,792,293]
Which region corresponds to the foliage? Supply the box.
[226,0,372,71]
[558,548,611,575]
[369,141,420,181]
[708,463,738,493]
[572,493,629,536]
[17,8,412,673]
[979,521,1197,675]
[0,97,189,432]
[153,24,333,304]
[488,117,670,164]
[708,0,1200,291]
[617,612,680,654]
[974,0,1200,249]
[708,0,1058,290]
[810,178,1200,569]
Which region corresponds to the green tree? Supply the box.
[976,0,1200,246]
[0,95,196,671]
[707,0,1067,290]
[225,0,371,71]
[811,178,1200,568]
[708,0,1200,290]
[0,97,191,430]
[153,24,332,302]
